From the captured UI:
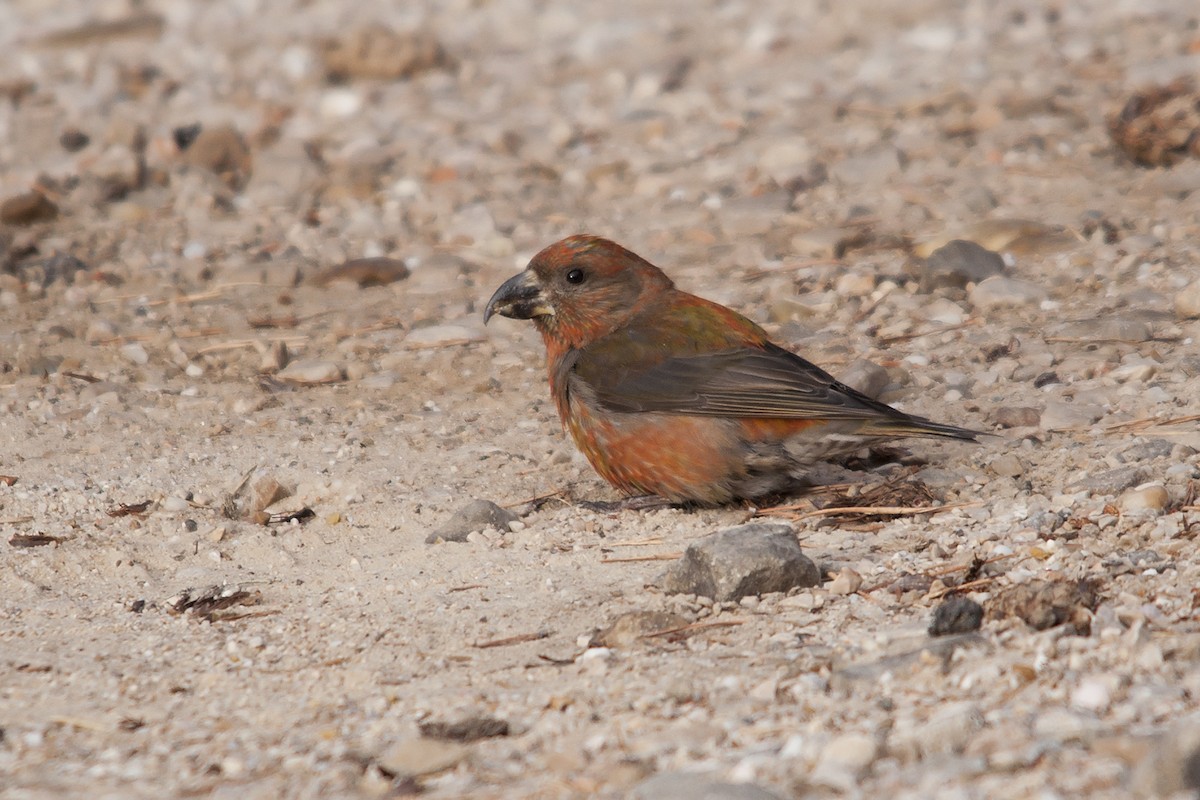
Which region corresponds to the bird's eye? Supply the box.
[565,268,585,285]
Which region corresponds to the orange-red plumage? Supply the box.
[485,235,979,505]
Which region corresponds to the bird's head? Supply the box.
[484,235,674,349]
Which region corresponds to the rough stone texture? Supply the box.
[426,499,519,543]
[918,239,1006,290]
[658,524,820,601]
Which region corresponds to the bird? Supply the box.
[484,235,980,505]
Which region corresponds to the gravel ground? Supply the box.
[2,1,1200,798]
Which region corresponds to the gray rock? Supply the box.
[929,596,984,636]
[658,523,819,601]
[919,239,1006,291]
[968,276,1048,309]
[838,359,891,399]
[427,499,519,544]
[1068,466,1149,495]
[629,773,785,800]
[1116,438,1176,463]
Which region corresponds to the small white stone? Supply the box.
[120,343,149,365]
[319,88,364,119]
[1071,677,1113,713]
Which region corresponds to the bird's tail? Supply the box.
[864,415,984,442]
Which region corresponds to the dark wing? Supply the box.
[576,341,978,440]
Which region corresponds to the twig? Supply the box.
[473,630,551,649]
[402,338,477,351]
[600,552,682,563]
[604,537,666,548]
[760,500,982,521]
[195,336,308,355]
[0,516,34,525]
[93,282,269,307]
[928,575,998,600]
[641,619,745,638]
[876,319,978,345]
[1044,336,1180,345]
[448,584,485,593]
[502,490,561,507]
[926,553,1015,577]
[1100,413,1200,434]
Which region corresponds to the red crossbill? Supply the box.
[485,235,979,505]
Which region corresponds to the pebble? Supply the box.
[1071,466,1149,495]
[991,406,1041,428]
[1032,709,1100,743]
[1070,676,1114,713]
[629,773,785,800]
[59,127,90,152]
[1052,316,1154,343]
[0,191,58,225]
[988,453,1024,478]
[1175,280,1200,319]
[891,702,982,760]
[1040,401,1104,431]
[837,359,890,399]
[1118,483,1169,515]
[1108,360,1157,383]
[1117,438,1176,463]
[918,239,1006,291]
[928,596,984,636]
[160,496,190,512]
[86,320,118,345]
[120,342,150,365]
[827,567,863,595]
[181,125,252,190]
[829,146,902,185]
[591,611,689,648]
[277,360,343,384]
[310,257,410,288]
[968,276,1048,309]
[811,733,879,789]
[427,499,519,544]
[319,26,452,82]
[404,324,485,348]
[658,523,819,602]
[376,737,467,778]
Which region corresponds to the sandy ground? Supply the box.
[2,0,1200,798]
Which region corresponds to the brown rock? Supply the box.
[320,26,453,82]
[1,192,58,226]
[309,257,410,288]
[181,125,252,190]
